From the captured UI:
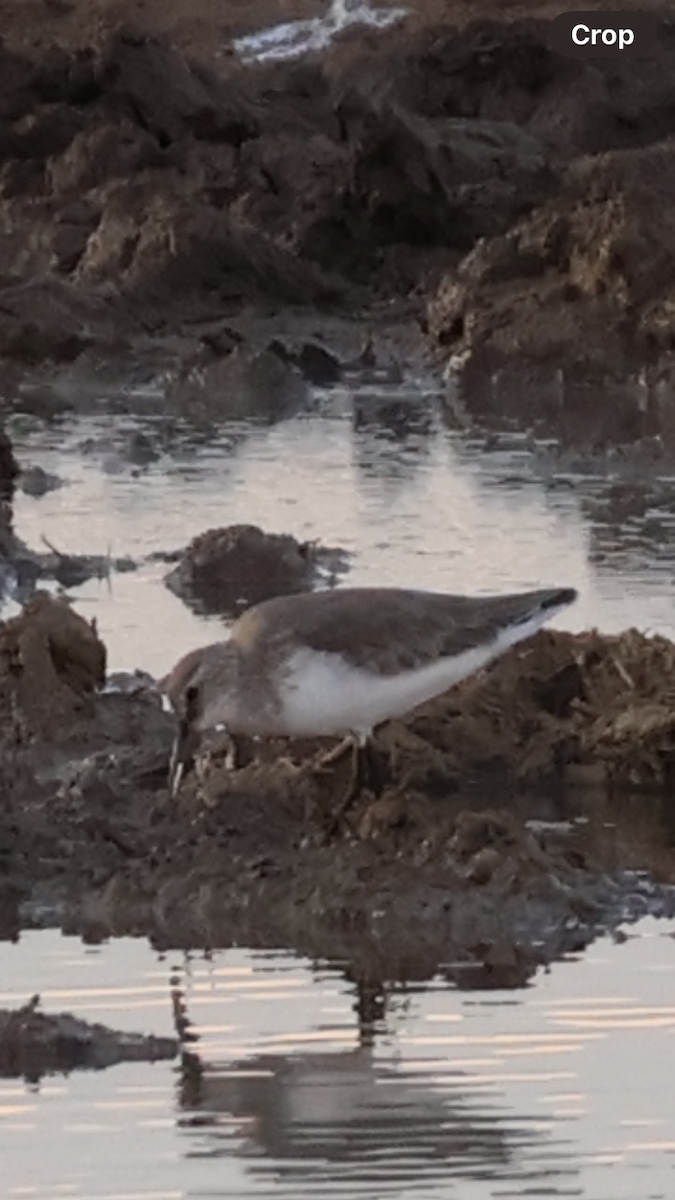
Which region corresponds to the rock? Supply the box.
[0,321,88,366]
[164,523,349,615]
[76,189,339,313]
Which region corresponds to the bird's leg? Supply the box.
[313,735,354,773]
[358,738,388,798]
[168,684,203,797]
[223,730,239,771]
[324,732,386,838]
[169,726,242,798]
[351,736,369,798]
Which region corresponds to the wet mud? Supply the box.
[0,995,177,1081]
[2,0,675,445]
[2,0,675,978]
[0,592,674,982]
[164,523,351,616]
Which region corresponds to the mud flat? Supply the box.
[0,591,672,983]
[1,0,675,445]
[163,523,350,616]
[1,0,675,978]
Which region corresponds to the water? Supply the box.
[233,0,408,65]
[5,376,675,1196]
[0,922,674,1199]
[9,382,675,676]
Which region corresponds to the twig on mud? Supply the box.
[40,534,114,583]
[40,533,67,559]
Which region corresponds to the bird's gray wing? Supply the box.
[234,587,573,677]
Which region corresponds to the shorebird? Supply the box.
[160,585,577,808]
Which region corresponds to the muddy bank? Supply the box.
[164,523,350,616]
[0,996,177,1081]
[0,592,674,980]
[2,0,675,435]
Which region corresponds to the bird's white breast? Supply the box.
[275,609,551,738]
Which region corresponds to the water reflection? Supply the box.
[170,971,528,1192]
[351,388,436,498]
[176,1048,516,1188]
[1,928,675,1197]
[582,482,675,575]
[352,389,436,442]
[9,376,675,675]
[446,361,657,450]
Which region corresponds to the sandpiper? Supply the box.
[160,584,577,804]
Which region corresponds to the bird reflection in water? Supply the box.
[170,973,532,1191]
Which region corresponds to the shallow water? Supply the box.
[9,381,675,676]
[233,0,407,64]
[1,922,674,1199]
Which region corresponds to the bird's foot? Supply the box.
[312,736,354,774]
[321,739,390,841]
[168,728,240,797]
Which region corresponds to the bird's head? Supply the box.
[158,642,238,796]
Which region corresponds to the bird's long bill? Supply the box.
[168,716,200,799]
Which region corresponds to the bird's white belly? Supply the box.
[276,611,547,738]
